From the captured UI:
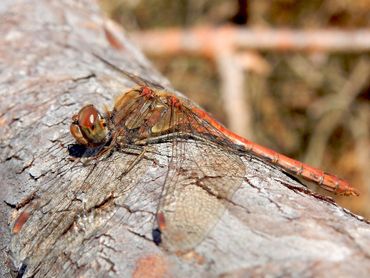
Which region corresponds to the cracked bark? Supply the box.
[0,0,369,277]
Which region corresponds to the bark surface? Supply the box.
[0,0,369,277]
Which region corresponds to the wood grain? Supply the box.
[0,0,369,277]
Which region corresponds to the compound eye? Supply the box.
[71,105,108,146]
[78,105,100,130]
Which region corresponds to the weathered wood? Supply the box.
[0,0,369,277]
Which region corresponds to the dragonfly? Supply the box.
[69,55,359,252]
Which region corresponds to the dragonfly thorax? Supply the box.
[70,104,108,146]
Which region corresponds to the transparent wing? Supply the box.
[92,53,165,90]
[12,132,149,262]
[155,103,245,252]
[157,140,245,252]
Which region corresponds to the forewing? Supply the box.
[92,53,166,90]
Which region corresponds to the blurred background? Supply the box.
[100,0,370,219]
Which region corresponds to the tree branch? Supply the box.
[0,1,369,277]
[131,26,370,57]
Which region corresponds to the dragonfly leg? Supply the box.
[118,147,147,179]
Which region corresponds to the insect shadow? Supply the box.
[67,143,106,158]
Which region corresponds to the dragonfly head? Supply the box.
[70,105,108,146]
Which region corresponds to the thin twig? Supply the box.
[131,26,370,57]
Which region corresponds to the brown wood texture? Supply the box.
[0,0,369,277]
